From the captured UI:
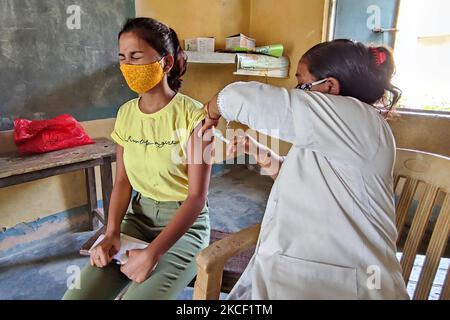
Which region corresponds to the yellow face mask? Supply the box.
[120,59,165,94]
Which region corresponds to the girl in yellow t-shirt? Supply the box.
[63,18,214,300]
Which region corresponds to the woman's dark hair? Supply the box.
[301,39,401,115]
[119,17,187,92]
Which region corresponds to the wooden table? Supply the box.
[0,138,116,230]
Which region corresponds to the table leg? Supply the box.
[100,156,113,224]
[84,167,97,230]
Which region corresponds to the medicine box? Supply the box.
[225,33,256,51]
[184,37,215,52]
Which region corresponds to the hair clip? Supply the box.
[370,47,387,66]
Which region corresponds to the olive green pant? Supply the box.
[63,193,210,300]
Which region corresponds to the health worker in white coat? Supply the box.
[200,39,409,299]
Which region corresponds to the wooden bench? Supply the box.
[0,138,116,230]
[1,138,254,298]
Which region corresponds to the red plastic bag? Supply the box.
[14,114,94,155]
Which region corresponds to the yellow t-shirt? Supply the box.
[111,93,206,201]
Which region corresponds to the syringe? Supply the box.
[213,130,231,144]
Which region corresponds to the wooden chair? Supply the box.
[193,224,260,299]
[394,148,450,299]
[193,148,450,300]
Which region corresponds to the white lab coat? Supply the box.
[218,82,409,300]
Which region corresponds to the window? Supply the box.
[328,0,450,113]
[393,0,450,112]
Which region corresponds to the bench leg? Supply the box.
[84,167,97,230]
[100,156,113,224]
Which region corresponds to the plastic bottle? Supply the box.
[254,44,284,58]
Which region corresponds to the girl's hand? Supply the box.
[90,234,121,268]
[120,248,158,283]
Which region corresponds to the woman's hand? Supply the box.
[228,132,283,180]
[120,248,158,283]
[227,132,265,159]
[90,234,121,268]
[198,97,221,138]
[198,117,219,139]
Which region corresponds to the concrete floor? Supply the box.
[0,165,448,299]
[0,165,272,300]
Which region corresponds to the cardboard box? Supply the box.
[184,37,215,52]
[225,33,256,51]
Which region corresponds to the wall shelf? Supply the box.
[185,51,290,79]
[186,51,237,64]
[232,70,288,78]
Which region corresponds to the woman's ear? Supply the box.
[162,55,175,74]
[326,77,340,95]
